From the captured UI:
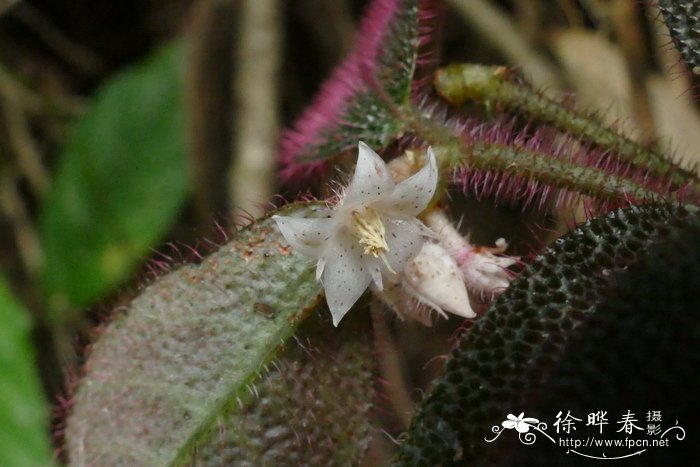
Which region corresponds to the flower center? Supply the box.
[351,208,389,257]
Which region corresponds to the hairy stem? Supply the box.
[407,111,664,205]
[434,63,700,193]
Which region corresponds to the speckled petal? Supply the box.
[321,230,372,326]
[383,218,426,273]
[380,147,438,218]
[316,257,326,282]
[369,261,384,290]
[342,142,395,207]
[404,242,475,319]
[273,215,335,257]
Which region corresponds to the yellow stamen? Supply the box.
[351,208,397,274]
[352,208,388,255]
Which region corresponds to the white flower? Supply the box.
[376,241,476,326]
[425,210,517,294]
[402,242,476,319]
[273,142,438,326]
[375,207,516,326]
[459,239,516,292]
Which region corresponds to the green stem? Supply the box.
[458,141,657,202]
[407,111,663,204]
[434,63,700,193]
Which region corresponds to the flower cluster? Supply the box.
[274,142,438,325]
[274,142,517,326]
[378,211,517,325]
[424,210,516,296]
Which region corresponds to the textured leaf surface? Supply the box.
[66,204,374,466]
[507,209,700,465]
[40,43,188,316]
[0,278,52,467]
[184,312,375,466]
[394,204,700,466]
[658,0,700,74]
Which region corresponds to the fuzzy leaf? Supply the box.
[0,278,53,467]
[182,311,375,466]
[280,0,440,183]
[40,43,188,318]
[66,204,375,466]
[394,204,700,465]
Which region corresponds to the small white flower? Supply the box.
[274,142,438,326]
[425,210,517,295]
[376,241,476,326]
[458,240,516,292]
[402,242,476,319]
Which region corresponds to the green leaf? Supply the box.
[66,203,375,466]
[0,278,53,467]
[181,310,375,466]
[40,43,188,317]
[394,204,700,465]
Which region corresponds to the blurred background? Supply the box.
[0,0,699,462]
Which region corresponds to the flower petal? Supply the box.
[342,142,395,207]
[273,215,335,257]
[316,257,326,282]
[369,262,384,291]
[321,230,372,326]
[404,242,475,319]
[462,252,515,292]
[380,147,438,218]
[502,421,517,429]
[384,218,426,273]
